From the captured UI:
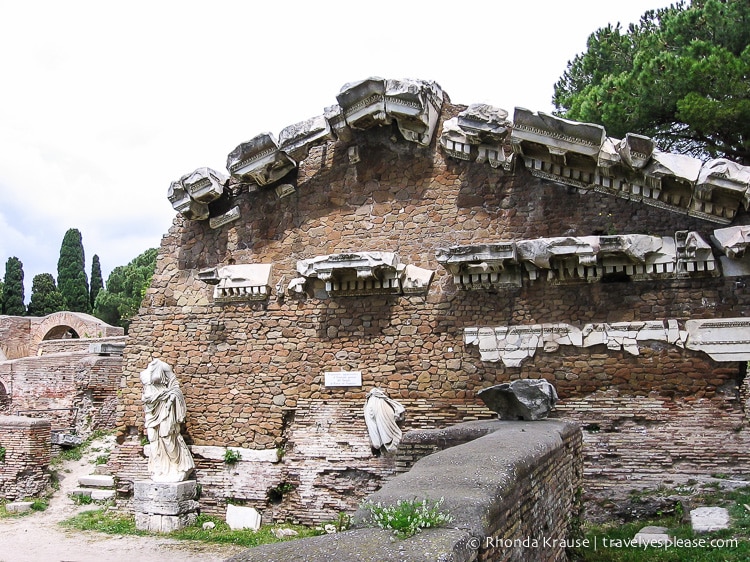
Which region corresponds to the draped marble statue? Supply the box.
[140,359,195,482]
[364,388,405,454]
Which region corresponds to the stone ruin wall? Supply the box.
[0,335,126,438]
[0,416,51,501]
[113,91,750,522]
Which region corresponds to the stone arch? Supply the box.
[29,312,120,354]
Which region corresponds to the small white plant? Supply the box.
[361,497,453,539]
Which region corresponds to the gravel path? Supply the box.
[0,436,244,562]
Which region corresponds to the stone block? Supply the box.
[91,489,116,501]
[78,475,115,488]
[133,480,199,516]
[633,526,670,547]
[226,505,262,531]
[690,507,730,533]
[5,501,33,513]
[135,512,197,533]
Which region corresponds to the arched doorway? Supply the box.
[42,325,80,340]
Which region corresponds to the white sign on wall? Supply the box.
[324,371,362,387]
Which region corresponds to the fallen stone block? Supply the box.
[227,505,262,531]
[5,501,33,513]
[633,526,670,547]
[690,506,729,533]
[477,379,558,420]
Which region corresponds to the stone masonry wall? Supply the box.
[115,100,750,517]
[227,420,583,562]
[0,415,51,500]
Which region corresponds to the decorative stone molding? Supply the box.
[713,225,750,259]
[167,167,228,221]
[694,159,750,223]
[167,179,208,221]
[226,132,296,186]
[675,230,717,276]
[209,205,240,229]
[182,167,226,204]
[198,264,273,302]
[336,77,443,146]
[278,115,334,163]
[437,232,715,288]
[466,317,750,367]
[435,243,521,289]
[295,252,433,297]
[503,108,750,224]
[384,78,443,147]
[439,104,511,169]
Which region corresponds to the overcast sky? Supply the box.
[0,0,674,301]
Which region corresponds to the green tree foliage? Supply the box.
[90,254,103,310]
[57,228,90,313]
[93,248,157,331]
[553,0,750,163]
[2,257,26,316]
[27,273,66,317]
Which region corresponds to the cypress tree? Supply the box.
[57,228,90,313]
[28,273,67,316]
[90,254,103,310]
[2,257,26,316]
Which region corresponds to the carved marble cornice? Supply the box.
[167,167,228,221]
[438,232,716,287]
[465,317,750,367]
[226,132,296,186]
[295,252,433,297]
[198,264,273,302]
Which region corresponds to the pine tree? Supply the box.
[90,254,103,310]
[553,0,750,162]
[57,228,90,313]
[2,257,26,316]
[27,273,66,316]
[93,248,157,331]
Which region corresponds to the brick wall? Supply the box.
[113,100,750,514]
[226,420,583,562]
[1,351,121,434]
[0,415,51,500]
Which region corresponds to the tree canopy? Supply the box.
[2,257,26,316]
[57,228,90,313]
[93,248,157,331]
[27,273,66,317]
[553,0,750,163]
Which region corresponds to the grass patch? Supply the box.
[60,509,321,547]
[573,485,750,561]
[61,508,144,535]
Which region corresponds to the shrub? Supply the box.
[361,497,453,539]
[223,448,242,464]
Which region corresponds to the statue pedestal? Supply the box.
[133,480,199,533]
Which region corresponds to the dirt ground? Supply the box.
[0,436,245,562]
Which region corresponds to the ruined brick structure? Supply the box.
[0,312,125,437]
[0,416,51,500]
[112,78,750,522]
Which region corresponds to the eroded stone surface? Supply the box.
[477,380,558,421]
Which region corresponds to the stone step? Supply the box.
[70,488,116,501]
[77,474,115,488]
[5,501,33,513]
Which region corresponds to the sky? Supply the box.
[0,0,675,302]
